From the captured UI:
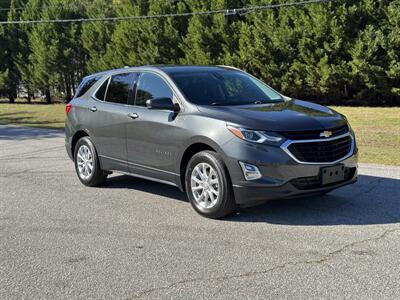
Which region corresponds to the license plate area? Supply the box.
[321,165,345,185]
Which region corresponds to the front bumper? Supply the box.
[233,173,357,207]
[222,137,358,206]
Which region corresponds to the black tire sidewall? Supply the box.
[185,151,235,218]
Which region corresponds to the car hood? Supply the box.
[196,99,347,132]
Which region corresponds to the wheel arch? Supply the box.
[179,138,230,191]
[71,130,90,159]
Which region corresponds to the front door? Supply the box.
[126,72,182,183]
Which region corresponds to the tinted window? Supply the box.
[75,76,101,98]
[95,78,109,101]
[105,73,136,104]
[170,71,282,106]
[135,73,173,107]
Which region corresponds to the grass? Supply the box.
[0,102,399,165]
[331,106,400,166]
[0,103,66,129]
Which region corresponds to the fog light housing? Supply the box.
[239,162,262,180]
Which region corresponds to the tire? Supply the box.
[185,150,236,219]
[74,136,108,187]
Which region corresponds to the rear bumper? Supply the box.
[65,128,73,160]
[65,141,73,160]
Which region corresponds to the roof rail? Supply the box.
[216,65,241,71]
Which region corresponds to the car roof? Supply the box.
[156,65,240,74]
[87,65,240,78]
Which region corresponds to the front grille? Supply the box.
[287,135,352,163]
[280,125,348,140]
[291,167,356,190]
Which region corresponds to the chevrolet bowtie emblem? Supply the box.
[320,131,333,138]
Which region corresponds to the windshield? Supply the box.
[169,70,283,106]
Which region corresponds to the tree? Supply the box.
[101,1,158,68]
[386,0,400,104]
[347,0,392,105]
[81,0,116,72]
[16,0,41,102]
[24,0,87,102]
[180,0,234,65]
[0,0,22,103]
[0,0,399,105]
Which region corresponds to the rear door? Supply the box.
[88,72,138,171]
[126,72,182,183]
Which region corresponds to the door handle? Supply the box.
[128,112,139,119]
[89,106,97,112]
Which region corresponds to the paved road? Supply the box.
[1,125,400,299]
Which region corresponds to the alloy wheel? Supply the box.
[76,145,94,180]
[190,162,220,209]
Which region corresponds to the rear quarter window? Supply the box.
[95,78,110,101]
[74,76,102,98]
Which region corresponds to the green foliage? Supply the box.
[386,0,400,97]
[0,0,22,102]
[81,0,116,72]
[0,0,399,105]
[180,1,229,65]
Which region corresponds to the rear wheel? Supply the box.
[185,151,236,218]
[74,136,107,187]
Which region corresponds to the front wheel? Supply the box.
[185,151,236,219]
[74,136,108,187]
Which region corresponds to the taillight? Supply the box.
[66,103,72,115]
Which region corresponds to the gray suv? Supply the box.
[65,65,358,218]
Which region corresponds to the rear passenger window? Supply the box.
[105,73,136,105]
[75,76,101,98]
[135,73,173,106]
[94,78,109,101]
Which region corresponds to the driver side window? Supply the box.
[135,73,173,107]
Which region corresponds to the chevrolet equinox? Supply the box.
[65,65,358,218]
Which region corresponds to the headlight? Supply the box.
[227,125,284,144]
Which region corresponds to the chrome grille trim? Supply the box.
[280,133,355,165]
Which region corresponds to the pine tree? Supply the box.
[0,0,399,105]
[25,0,87,102]
[180,0,234,65]
[101,1,158,68]
[0,0,10,97]
[147,0,185,64]
[234,1,304,95]
[386,0,400,104]
[17,0,43,102]
[0,0,22,102]
[347,0,391,105]
[81,0,116,72]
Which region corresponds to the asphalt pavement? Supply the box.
[1,125,400,299]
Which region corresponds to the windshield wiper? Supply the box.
[252,99,283,104]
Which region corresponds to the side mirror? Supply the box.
[146,97,180,112]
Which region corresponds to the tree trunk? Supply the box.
[45,88,51,104]
[8,89,15,103]
[27,88,32,103]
